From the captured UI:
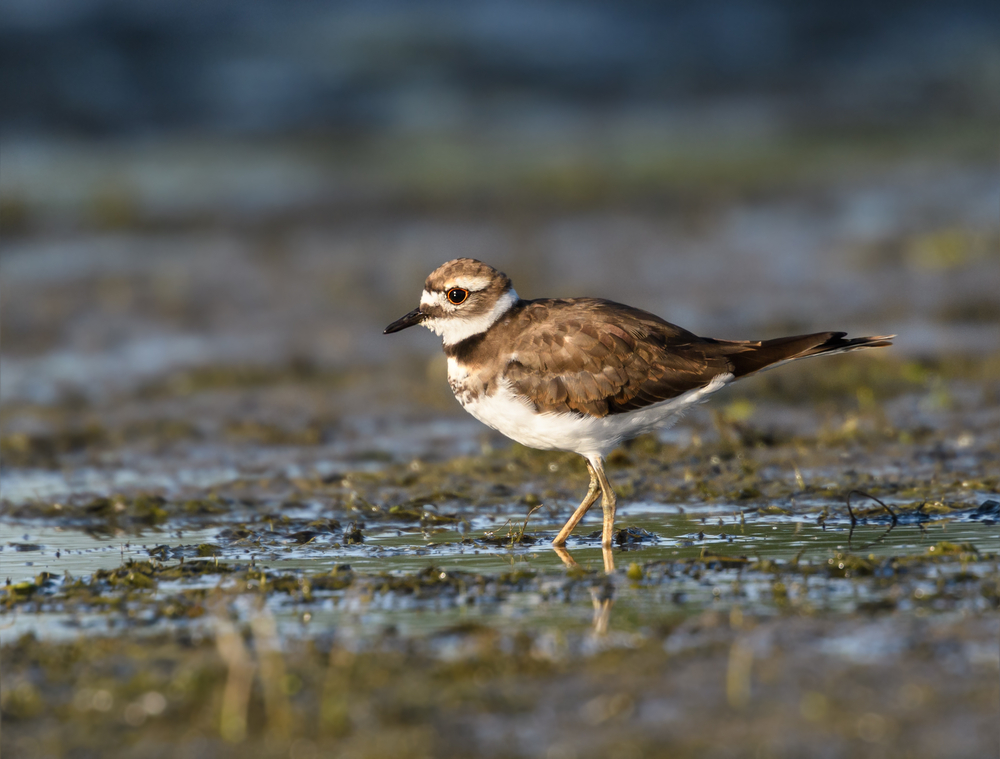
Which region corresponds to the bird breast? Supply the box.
[446,356,487,407]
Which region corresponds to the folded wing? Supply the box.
[503,299,893,417]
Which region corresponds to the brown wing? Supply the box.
[503,299,733,417]
[503,298,893,418]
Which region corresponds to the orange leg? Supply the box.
[593,458,618,549]
[551,460,600,546]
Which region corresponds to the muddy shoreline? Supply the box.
[3,145,999,756]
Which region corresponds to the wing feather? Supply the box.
[497,298,891,418]
[504,299,730,417]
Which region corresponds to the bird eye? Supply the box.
[447,288,469,305]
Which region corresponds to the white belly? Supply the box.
[449,358,732,459]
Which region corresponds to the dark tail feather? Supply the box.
[724,332,895,378]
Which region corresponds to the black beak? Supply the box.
[383,308,426,334]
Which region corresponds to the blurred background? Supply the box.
[1,0,999,499]
[4,9,999,756]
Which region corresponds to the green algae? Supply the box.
[0,424,108,469]
[2,256,998,759]
[2,110,999,759]
[3,387,998,759]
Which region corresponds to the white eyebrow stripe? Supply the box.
[450,276,493,291]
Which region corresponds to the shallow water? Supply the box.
[5,496,997,646]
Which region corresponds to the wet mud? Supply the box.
[3,398,999,758]
[3,140,999,757]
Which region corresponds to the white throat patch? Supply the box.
[422,288,519,345]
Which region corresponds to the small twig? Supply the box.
[846,490,897,526]
[513,504,544,545]
[845,492,858,526]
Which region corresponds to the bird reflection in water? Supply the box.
[551,545,616,635]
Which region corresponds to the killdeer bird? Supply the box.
[385,258,892,550]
